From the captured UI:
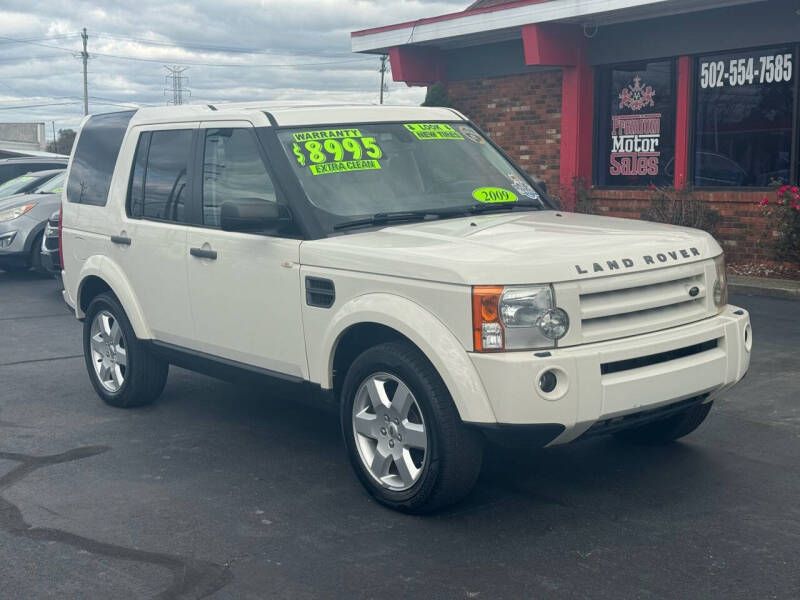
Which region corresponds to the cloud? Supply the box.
[0,0,464,136]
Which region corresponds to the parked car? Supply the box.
[0,172,65,273]
[0,168,64,200]
[0,156,68,185]
[40,209,62,281]
[62,106,751,513]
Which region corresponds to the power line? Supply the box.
[0,32,374,68]
[92,32,355,58]
[0,101,81,111]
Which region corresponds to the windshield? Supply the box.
[0,174,37,198]
[35,172,65,194]
[278,122,544,228]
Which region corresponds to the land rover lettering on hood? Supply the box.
[60,104,751,513]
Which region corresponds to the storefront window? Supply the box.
[595,60,676,187]
[694,47,795,187]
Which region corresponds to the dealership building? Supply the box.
[352,0,800,266]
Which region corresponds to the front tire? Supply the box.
[614,401,713,445]
[83,292,168,408]
[340,341,483,513]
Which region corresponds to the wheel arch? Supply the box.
[317,293,496,424]
[75,256,151,339]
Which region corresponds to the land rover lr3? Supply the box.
[61,105,751,513]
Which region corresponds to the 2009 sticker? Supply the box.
[472,187,518,204]
[404,123,464,140]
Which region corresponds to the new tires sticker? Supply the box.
[473,187,518,204]
[404,123,464,140]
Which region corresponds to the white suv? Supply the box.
[61,104,751,512]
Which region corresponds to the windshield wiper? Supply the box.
[467,199,543,214]
[333,210,461,231]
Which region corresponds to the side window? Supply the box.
[202,128,276,228]
[130,129,193,223]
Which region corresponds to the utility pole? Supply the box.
[164,65,190,105]
[379,54,388,104]
[51,121,57,154]
[81,28,89,116]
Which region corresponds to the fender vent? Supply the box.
[306,277,335,308]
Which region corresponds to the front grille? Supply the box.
[600,339,718,375]
[570,262,713,344]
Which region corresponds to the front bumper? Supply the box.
[468,305,751,445]
[0,214,38,264]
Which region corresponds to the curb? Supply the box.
[729,275,800,301]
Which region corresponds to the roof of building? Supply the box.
[466,0,519,9]
[351,0,763,53]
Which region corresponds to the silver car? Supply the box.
[0,171,65,273]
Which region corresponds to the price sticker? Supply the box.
[291,129,383,174]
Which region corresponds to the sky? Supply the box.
[0,0,466,141]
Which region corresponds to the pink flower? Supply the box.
[777,198,785,205]
[649,184,656,191]
[793,193,800,201]
[779,185,790,194]
[758,197,770,206]
[792,186,799,194]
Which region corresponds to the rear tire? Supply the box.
[613,401,713,445]
[83,292,168,408]
[340,341,483,513]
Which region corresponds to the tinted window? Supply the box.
[595,60,676,187]
[130,129,193,223]
[0,162,64,185]
[694,47,794,187]
[67,110,135,205]
[202,128,276,227]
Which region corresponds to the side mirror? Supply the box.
[220,199,285,232]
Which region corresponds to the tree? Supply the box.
[46,129,76,155]
[421,82,451,108]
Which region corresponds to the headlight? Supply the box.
[0,203,35,223]
[713,255,728,310]
[472,285,569,351]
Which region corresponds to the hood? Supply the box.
[0,192,59,212]
[299,211,722,285]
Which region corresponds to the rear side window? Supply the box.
[128,129,193,223]
[67,110,135,206]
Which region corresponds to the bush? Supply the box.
[421,83,451,108]
[759,183,800,264]
[643,185,719,234]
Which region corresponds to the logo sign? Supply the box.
[610,76,662,177]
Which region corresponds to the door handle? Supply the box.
[190,247,217,260]
[110,235,132,246]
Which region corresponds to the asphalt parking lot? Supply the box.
[1,270,798,600]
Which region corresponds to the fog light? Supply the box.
[744,323,753,352]
[0,231,15,248]
[539,370,558,394]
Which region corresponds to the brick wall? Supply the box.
[447,71,563,197]
[588,189,776,266]
[446,71,787,268]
